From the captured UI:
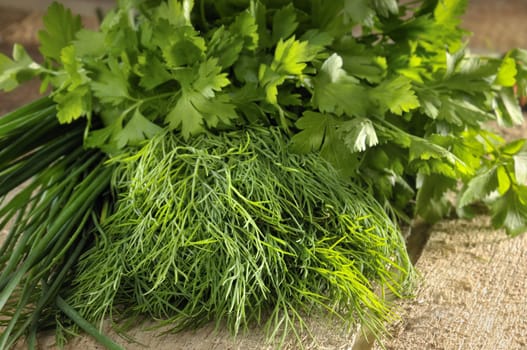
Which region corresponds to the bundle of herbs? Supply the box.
[68,127,412,342]
[2,0,527,348]
[0,98,115,349]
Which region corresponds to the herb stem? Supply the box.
[56,296,125,350]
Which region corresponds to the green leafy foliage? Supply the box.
[0,45,41,91]
[290,111,330,152]
[3,0,527,347]
[166,58,236,138]
[313,54,369,117]
[371,76,420,115]
[457,140,527,235]
[2,0,527,233]
[340,117,379,152]
[0,98,113,349]
[68,128,414,343]
[38,2,82,61]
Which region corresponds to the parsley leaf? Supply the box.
[458,166,499,208]
[342,0,375,26]
[272,37,313,76]
[374,0,399,17]
[154,0,194,27]
[207,26,245,69]
[60,45,89,89]
[38,2,82,61]
[416,174,456,222]
[496,56,517,87]
[409,136,472,177]
[434,0,467,28]
[73,29,106,57]
[165,97,201,137]
[115,109,163,147]
[337,40,387,84]
[491,187,527,236]
[513,145,527,185]
[371,76,420,115]
[290,111,332,153]
[496,88,523,127]
[54,85,91,123]
[0,45,41,92]
[192,59,230,98]
[320,118,359,178]
[313,54,369,117]
[259,37,313,104]
[90,58,130,106]
[207,11,259,68]
[339,117,379,152]
[166,59,235,138]
[437,97,494,128]
[272,4,298,44]
[136,53,172,90]
[153,22,206,68]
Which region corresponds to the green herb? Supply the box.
[66,127,413,344]
[4,0,527,232]
[0,98,112,348]
[56,296,125,350]
[3,0,527,347]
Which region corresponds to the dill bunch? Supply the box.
[66,127,414,343]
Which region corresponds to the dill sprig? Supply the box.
[67,127,414,344]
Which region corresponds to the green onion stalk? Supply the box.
[0,98,122,349]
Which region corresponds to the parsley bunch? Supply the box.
[3,0,527,233]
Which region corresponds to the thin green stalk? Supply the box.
[56,296,125,350]
[0,164,112,311]
[0,114,60,165]
[0,273,35,349]
[4,232,90,349]
[0,128,83,195]
[32,210,91,284]
[0,97,54,135]
[0,150,98,287]
[0,192,34,263]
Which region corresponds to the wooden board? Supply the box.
[374,218,527,350]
